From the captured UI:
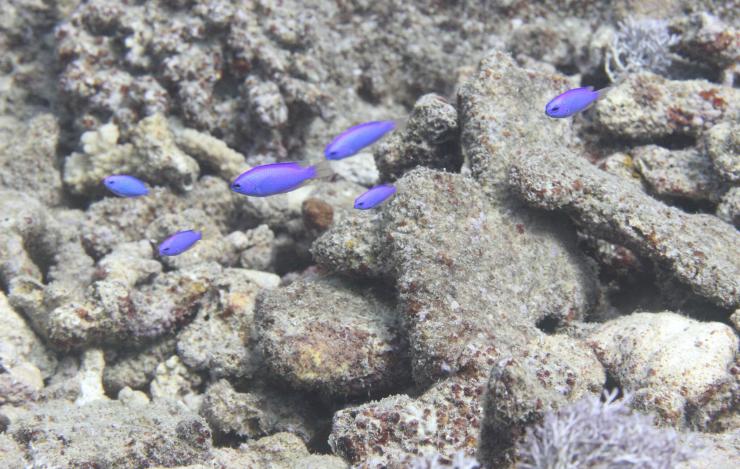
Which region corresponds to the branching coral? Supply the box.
[605,18,680,82]
[516,390,699,469]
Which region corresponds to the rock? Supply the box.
[177,268,280,379]
[64,115,201,196]
[211,432,348,469]
[81,176,239,258]
[705,121,739,183]
[0,113,63,205]
[8,399,212,468]
[174,126,247,181]
[593,73,738,141]
[0,434,26,468]
[104,337,177,394]
[329,152,379,187]
[0,190,94,291]
[632,145,722,202]
[200,379,325,445]
[0,291,56,378]
[311,59,601,457]
[20,262,217,351]
[716,187,739,226]
[239,225,277,272]
[311,212,390,279]
[479,334,605,466]
[599,152,645,188]
[373,94,461,181]
[506,18,599,75]
[670,13,740,74]
[316,167,597,384]
[145,208,235,270]
[150,355,203,412]
[74,348,108,406]
[509,149,740,309]
[302,197,334,232]
[458,49,580,202]
[677,429,740,469]
[588,312,738,430]
[255,276,409,398]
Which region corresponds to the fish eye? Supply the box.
[163,247,170,252]
[232,183,240,188]
[357,202,364,206]
[551,106,559,112]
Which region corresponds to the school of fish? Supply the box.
[104,87,605,256]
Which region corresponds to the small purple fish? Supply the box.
[103,175,149,197]
[158,230,201,256]
[354,184,396,210]
[325,120,397,160]
[545,86,610,118]
[231,161,332,197]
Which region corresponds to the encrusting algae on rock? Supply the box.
[1,1,739,468]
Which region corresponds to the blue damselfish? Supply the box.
[103,175,149,197]
[545,86,610,118]
[230,161,332,197]
[354,184,397,210]
[158,230,201,256]
[324,120,397,160]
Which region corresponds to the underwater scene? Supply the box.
[0,1,738,468]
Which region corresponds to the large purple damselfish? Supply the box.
[545,86,609,118]
[158,230,202,256]
[103,175,149,197]
[230,161,331,197]
[354,184,397,210]
[324,120,397,160]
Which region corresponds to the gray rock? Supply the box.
[0,114,63,206]
[81,176,239,258]
[200,379,324,444]
[9,399,211,468]
[632,145,722,202]
[104,337,177,394]
[255,276,409,398]
[593,73,738,141]
[509,149,740,309]
[479,334,605,467]
[374,94,461,181]
[705,121,739,183]
[177,268,281,379]
[670,13,740,75]
[210,432,348,469]
[588,312,738,430]
[150,355,203,412]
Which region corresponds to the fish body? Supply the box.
[103,175,149,197]
[231,162,331,197]
[158,230,202,256]
[354,184,397,210]
[545,86,609,118]
[325,120,397,160]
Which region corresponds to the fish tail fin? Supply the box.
[309,159,335,180]
[596,85,613,100]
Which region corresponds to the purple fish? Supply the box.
[325,121,397,160]
[545,86,611,118]
[231,161,333,197]
[103,175,149,197]
[354,184,397,210]
[158,230,201,256]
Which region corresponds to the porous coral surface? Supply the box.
[1,1,738,468]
